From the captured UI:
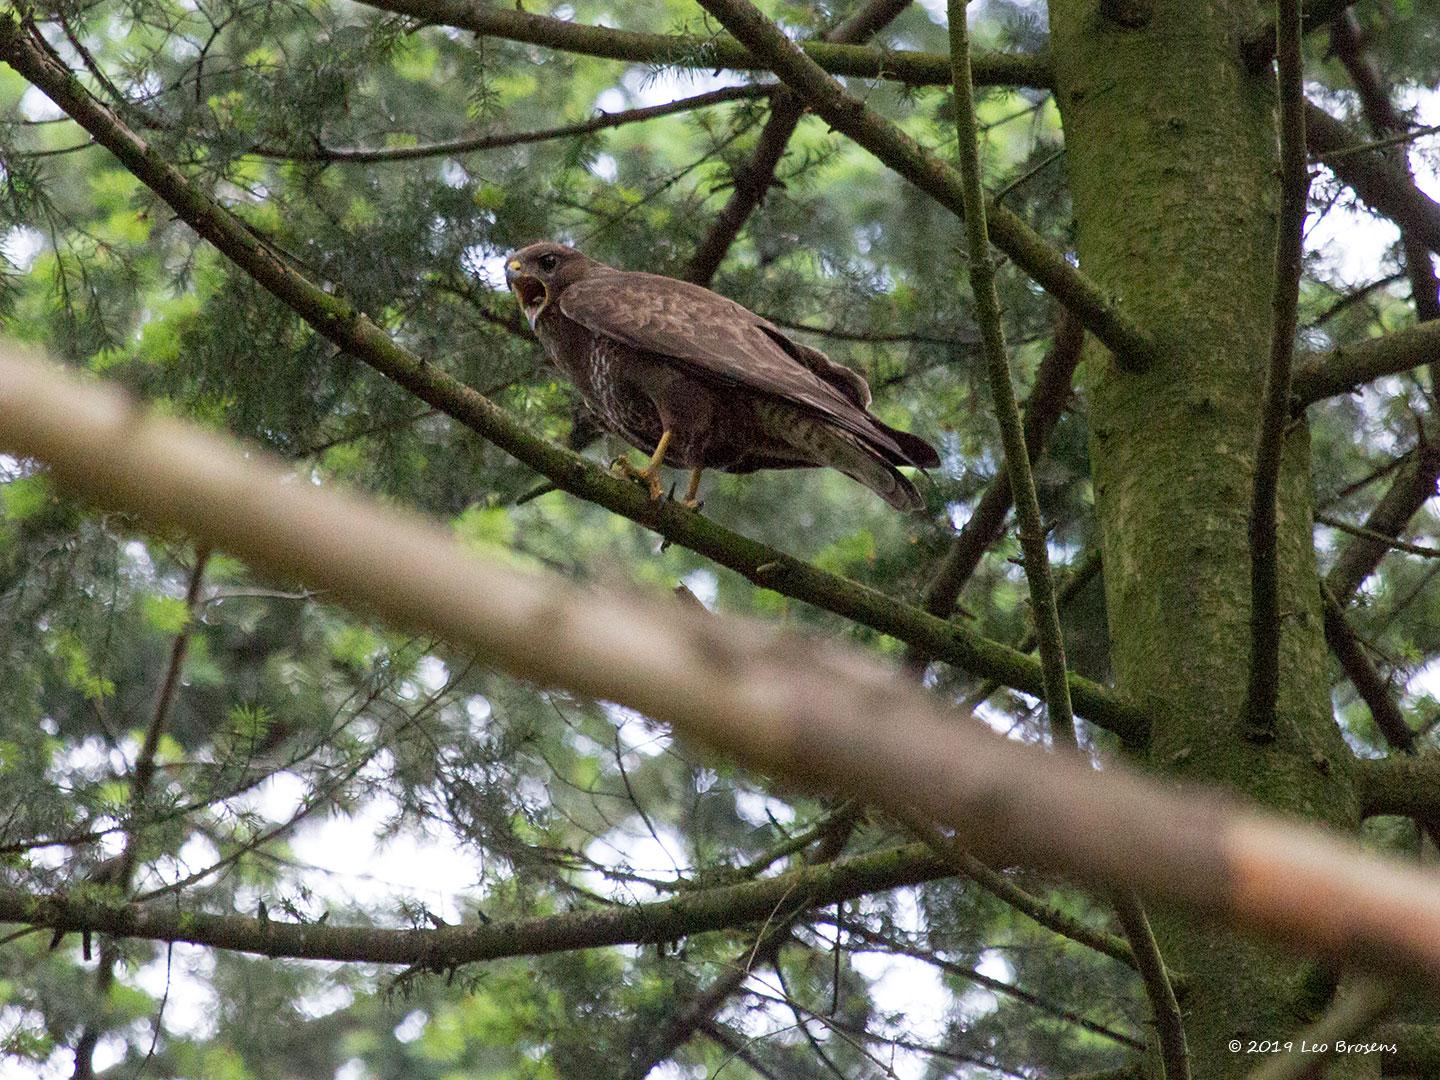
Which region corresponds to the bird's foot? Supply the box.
[666,480,702,512]
[610,456,664,502]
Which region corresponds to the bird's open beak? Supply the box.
[505,259,548,327]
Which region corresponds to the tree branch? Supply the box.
[947,0,1074,744]
[1245,978,1395,1080]
[6,840,947,966]
[1306,103,1440,259]
[683,0,910,285]
[1111,893,1191,1080]
[1245,0,1311,742]
[1325,442,1440,605]
[1330,10,1440,328]
[7,348,1440,982]
[1318,513,1440,560]
[904,817,1135,966]
[689,0,1158,369]
[244,85,774,164]
[835,917,1143,1046]
[948,18,1184,1070]
[1321,587,1418,752]
[350,0,1044,88]
[1354,754,1440,820]
[961,549,1103,713]
[0,18,1148,742]
[1294,319,1440,404]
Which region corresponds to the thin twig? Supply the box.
[908,310,1084,673]
[1317,512,1440,559]
[901,816,1135,968]
[1308,121,1440,162]
[243,85,774,164]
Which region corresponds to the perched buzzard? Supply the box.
[504,242,939,510]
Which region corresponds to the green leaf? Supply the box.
[141,593,192,635]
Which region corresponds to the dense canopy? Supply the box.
[0,0,1439,1077]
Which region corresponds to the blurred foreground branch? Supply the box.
[2,348,1440,982]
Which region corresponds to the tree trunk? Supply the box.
[1046,2,1371,1075]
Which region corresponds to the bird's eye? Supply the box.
[537,253,559,273]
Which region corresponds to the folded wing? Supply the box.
[558,271,939,469]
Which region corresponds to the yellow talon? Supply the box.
[681,467,704,510]
[612,430,672,502]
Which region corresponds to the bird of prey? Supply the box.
[504,242,939,510]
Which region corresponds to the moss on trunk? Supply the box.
[1046,1,1370,1074]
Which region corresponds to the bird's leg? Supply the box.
[612,429,671,501]
[682,468,704,510]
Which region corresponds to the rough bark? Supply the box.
[1046,2,1365,1076]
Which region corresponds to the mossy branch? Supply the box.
[946,0,1074,744]
[1244,0,1311,742]
[947,16,1186,1073]
[352,0,1044,88]
[4,843,948,965]
[1354,754,1440,820]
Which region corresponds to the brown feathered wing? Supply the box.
[557,271,939,472]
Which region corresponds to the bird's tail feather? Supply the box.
[756,403,927,510]
[871,417,941,469]
[815,427,926,510]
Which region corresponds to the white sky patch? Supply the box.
[1309,86,1440,281]
[18,85,63,122]
[466,694,493,734]
[89,1035,126,1075]
[286,793,486,924]
[846,889,952,1080]
[594,88,626,114]
[461,244,510,290]
[1307,202,1400,282]
[607,702,672,757]
[681,569,719,609]
[133,945,220,1040]
[393,1009,428,1043]
[0,1052,71,1080]
[296,980,356,1021]
[439,160,468,189]
[1408,655,1440,699]
[590,153,619,182]
[0,226,43,272]
[410,655,450,696]
[733,788,796,828]
[622,66,751,108]
[582,822,687,898]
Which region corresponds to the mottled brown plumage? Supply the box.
[504,242,939,509]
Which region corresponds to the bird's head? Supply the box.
[504,242,592,328]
